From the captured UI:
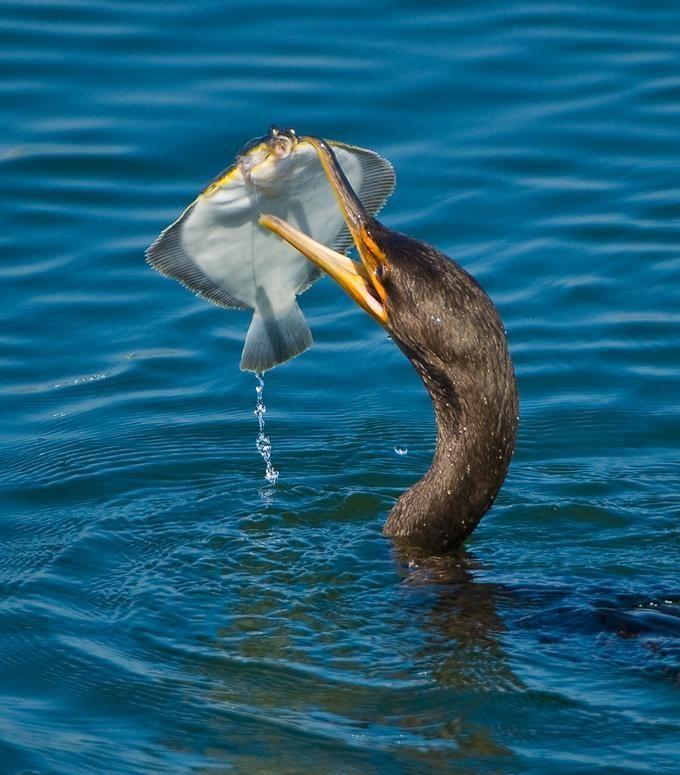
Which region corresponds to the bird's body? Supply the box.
[260,137,518,552]
[370,225,518,548]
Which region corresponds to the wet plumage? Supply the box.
[260,137,518,551]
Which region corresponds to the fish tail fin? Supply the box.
[240,302,312,372]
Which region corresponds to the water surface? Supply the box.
[2,1,679,773]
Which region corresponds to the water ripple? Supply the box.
[2,0,680,772]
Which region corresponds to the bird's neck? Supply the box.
[384,353,517,551]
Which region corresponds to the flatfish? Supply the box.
[146,126,395,371]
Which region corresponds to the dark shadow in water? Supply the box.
[390,541,521,761]
[392,542,521,690]
[394,541,680,690]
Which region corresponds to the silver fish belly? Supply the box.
[146,126,395,372]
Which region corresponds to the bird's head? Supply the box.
[258,136,391,326]
[258,136,501,378]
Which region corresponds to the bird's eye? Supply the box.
[375,262,389,284]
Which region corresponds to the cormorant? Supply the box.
[259,137,518,552]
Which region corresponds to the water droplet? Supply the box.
[254,372,279,487]
[393,445,408,456]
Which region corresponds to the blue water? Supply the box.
[2,1,679,772]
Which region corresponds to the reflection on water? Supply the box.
[193,544,520,773]
[398,547,519,694]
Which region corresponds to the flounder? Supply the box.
[146,126,395,371]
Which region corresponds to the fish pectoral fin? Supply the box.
[327,141,395,255]
[145,206,249,310]
[240,301,312,372]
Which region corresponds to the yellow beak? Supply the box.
[258,136,389,326]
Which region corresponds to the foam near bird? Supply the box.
[146,126,395,372]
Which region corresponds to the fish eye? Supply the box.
[268,129,296,159]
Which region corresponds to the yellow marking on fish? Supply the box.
[200,142,269,197]
[201,167,238,197]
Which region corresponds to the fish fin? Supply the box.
[145,204,249,310]
[240,302,312,372]
[328,141,396,254]
[296,265,325,296]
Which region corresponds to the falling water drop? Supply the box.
[254,372,279,486]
